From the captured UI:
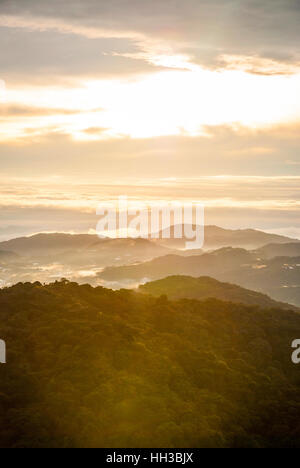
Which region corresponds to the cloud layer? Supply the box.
[0,1,299,236]
[1,0,300,73]
[0,124,299,178]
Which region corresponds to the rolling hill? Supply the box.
[1,280,300,447]
[0,234,171,266]
[139,276,299,311]
[0,233,98,256]
[0,250,20,263]
[99,248,256,282]
[1,225,296,259]
[99,249,300,306]
[256,243,300,259]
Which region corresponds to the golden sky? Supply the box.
[0,0,300,238]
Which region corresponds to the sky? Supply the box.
[0,0,300,240]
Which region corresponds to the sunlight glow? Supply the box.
[2,62,300,141]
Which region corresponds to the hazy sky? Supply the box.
[0,0,300,239]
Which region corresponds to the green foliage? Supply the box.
[0,280,300,448]
[139,275,298,310]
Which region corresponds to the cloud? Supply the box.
[0,25,166,85]
[83,127,109,135]
[215,54,300,76]
[0,0,300,74]
[0,2,299,239]
[0,104,89,117]
[1,173,300,241]
[0,123,299,180]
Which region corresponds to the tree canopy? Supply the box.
[0,280,300,448]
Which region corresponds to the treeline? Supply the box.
[0,280,300,448]
[138,275,299,311]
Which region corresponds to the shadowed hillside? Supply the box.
[0,235,174,287]
[0,234,171,265]
[1,230,298,291]
[138,276,299,311]
[99,248,255,282]
[99,249,300,306]
[1,281,300,448]
[0,250,19,263]
[256,243,300,259]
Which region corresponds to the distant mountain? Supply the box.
[99,247,256,282]
[1,231,299,296]
[139,276,299,311]
[154,225,297,250]
[99,248,300,306]
[224,255,300,290]
[0,234,175,288]
[256,243,300,259]
[226,256,300,306]
[1,226,295,260]
[0,234,172,266]
[272,286,300,307]
[59,237,172,267]
[0,250,20,263]
[203,226,298,250]
[0,233,98,256]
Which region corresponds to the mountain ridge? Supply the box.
[154,224,298,250]
[99,248,300,306]
[138,275,299,312]
[0,224,297,255]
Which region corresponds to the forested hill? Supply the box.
[1,281,300,448]
[138,276,299,311]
